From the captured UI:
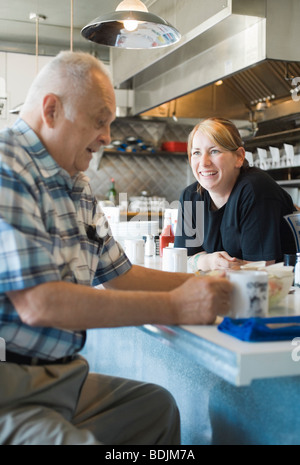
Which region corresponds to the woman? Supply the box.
[174,117,296,272]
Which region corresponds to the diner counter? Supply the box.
[142,293,300,387]
[141,256,300,386]
[81,258,300,444]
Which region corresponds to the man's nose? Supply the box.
[97,126,111,146]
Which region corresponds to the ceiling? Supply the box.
[0,0,159,62]
[1,0,300,128]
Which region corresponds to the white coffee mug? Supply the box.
[162,247,188,273]
[227,270,269,318]
[124,239,145,265]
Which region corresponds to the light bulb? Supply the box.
[123,20,139,31]
[116,0,148,12]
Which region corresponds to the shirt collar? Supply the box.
[12,118,89,192]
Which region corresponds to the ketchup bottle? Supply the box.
[159,213,175,257]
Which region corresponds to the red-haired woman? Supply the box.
[174,117,296,272]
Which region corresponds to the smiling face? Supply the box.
[41,68,116,177]
[190,130,245,206]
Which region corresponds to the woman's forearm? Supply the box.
[188,252,209,273]
[189,251,247,272]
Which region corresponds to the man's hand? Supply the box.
[170,275,233,325]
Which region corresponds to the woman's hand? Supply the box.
[192,251,245,272]
[208,251,244,270]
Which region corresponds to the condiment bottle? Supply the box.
[145,234,155,257]
[107,178,117,204]
[159,213,174,257]
[294,253,300,287]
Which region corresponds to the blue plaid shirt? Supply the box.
[0,119,131,360]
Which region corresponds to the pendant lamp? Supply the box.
[81,0,181,49]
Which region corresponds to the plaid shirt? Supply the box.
[0,119,131,360]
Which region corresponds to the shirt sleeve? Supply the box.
[0,162,61,292]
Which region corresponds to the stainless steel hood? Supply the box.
[111,0,300,126]
[140,60,300,125]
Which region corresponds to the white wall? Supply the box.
[0,52,53,130]
[0,52,113,131]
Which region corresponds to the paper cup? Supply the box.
[124,239,145,265]
[162,247,187,273]
[227,270,269,318]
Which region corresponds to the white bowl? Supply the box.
[267,269,294,308]
[240,263,294,308]
[205,264,294,308]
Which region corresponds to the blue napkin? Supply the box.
[218,316,300,342]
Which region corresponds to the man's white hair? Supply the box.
[21,51,112,119]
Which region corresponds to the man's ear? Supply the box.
[42,94,61,128]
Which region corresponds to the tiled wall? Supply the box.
[86,118,195,204]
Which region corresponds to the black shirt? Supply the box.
[174,167,296,262]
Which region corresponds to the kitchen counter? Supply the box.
[81,261,300,445]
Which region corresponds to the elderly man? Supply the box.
[0,51,232,445]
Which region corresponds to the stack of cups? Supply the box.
[162,247,188,273]
[124,239,145,265]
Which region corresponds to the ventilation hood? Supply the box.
[140,60,300,128]
[111,0,300,127]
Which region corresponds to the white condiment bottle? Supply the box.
[145,234,155,257]
[294,253,300,287]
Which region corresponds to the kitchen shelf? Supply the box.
[104,149,187,157]
[120,211,162,221]
[243,127,300,195]
[277,179,300,187]
[244,126,300,150]
[265,165,300,182]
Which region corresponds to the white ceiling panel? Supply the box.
[0,0,129,60]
